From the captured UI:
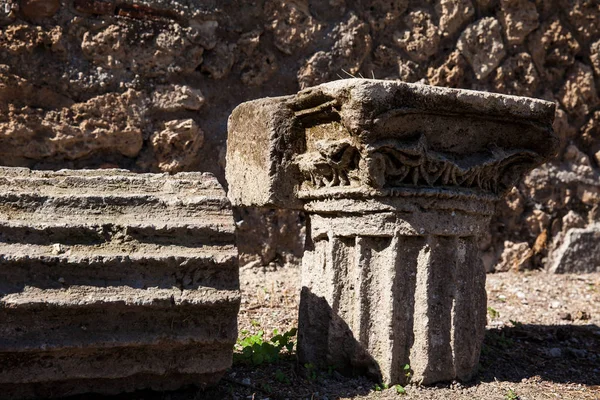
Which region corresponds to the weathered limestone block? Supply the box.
[226,79,557,385]
[0,168,239,398]
[549,224,600,273]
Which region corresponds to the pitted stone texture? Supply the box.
[528,17,581,84]
[558,63,599,125]
[264,0,322,55]
[298,14,371,89]
[364,0,408,32]
[0,168,240,398]
[428,50,467,88]
[435,0,474,38]
[498,0,539,45]
[493,53,539,97]
[559,0,600,44]
[457,17,506,80]
[393,9,440,62]
[226,79,557,385]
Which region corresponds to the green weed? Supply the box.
[234,327,297,365]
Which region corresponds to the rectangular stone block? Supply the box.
[0,168,240,399]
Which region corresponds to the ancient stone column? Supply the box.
[0,168,239,398]
[226,79,557,385]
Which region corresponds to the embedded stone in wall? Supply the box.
[457,17,506,80]
[226,79,557,385]
[0,168,240,398]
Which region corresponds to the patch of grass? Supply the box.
[234,327,297,365]
[509,319,523,328]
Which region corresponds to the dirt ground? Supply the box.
[74,267,600,400]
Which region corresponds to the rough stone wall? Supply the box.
[1,0,599,270]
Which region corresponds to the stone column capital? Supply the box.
[226,79,558,385]
[227,79,558,211]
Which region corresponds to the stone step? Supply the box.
[0,343,232,386]
[0,218,235,246]
[0,290,239,353]
[0,168,225,196]
[0,242,237,293]
[0,168,239,397]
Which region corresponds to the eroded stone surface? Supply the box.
[528,17,581,84]
[0,168,240,398]
[498,0,539,45]
[558,62,599,125]
[493,52,539,97]
[226,79,557,385]
[393,9,440,62]
[457,17,506,80]
[436,0,474,37]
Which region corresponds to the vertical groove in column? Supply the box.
[327,236,356,370]
[362,236,394,383]
[355,236,372,349]
[389,235,422,384]
[298,223,330,368]
[452,236,487,380]
[410,235,458,384]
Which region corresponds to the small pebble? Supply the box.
[558,312,572,321]
[547,347,562,358]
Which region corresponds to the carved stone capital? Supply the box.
[226,79,557,210]
[226,79,558,385]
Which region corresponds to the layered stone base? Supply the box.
[0,168,240,398]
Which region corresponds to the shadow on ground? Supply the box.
[477,323,600,386]
[61,323,600,399]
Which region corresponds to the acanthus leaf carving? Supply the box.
[297,134,542,195]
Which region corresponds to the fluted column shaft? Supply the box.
[298,208,488,385]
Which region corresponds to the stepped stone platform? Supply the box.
[226,79,558,385]
[0,168,240,399]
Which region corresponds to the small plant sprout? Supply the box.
[505,388,519,400]
[274,369,290,384]
[395,384,407,395]
[487,306,500,320]
[403,364,412,380]
[509,319,523,328]
[304,363,317,381]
